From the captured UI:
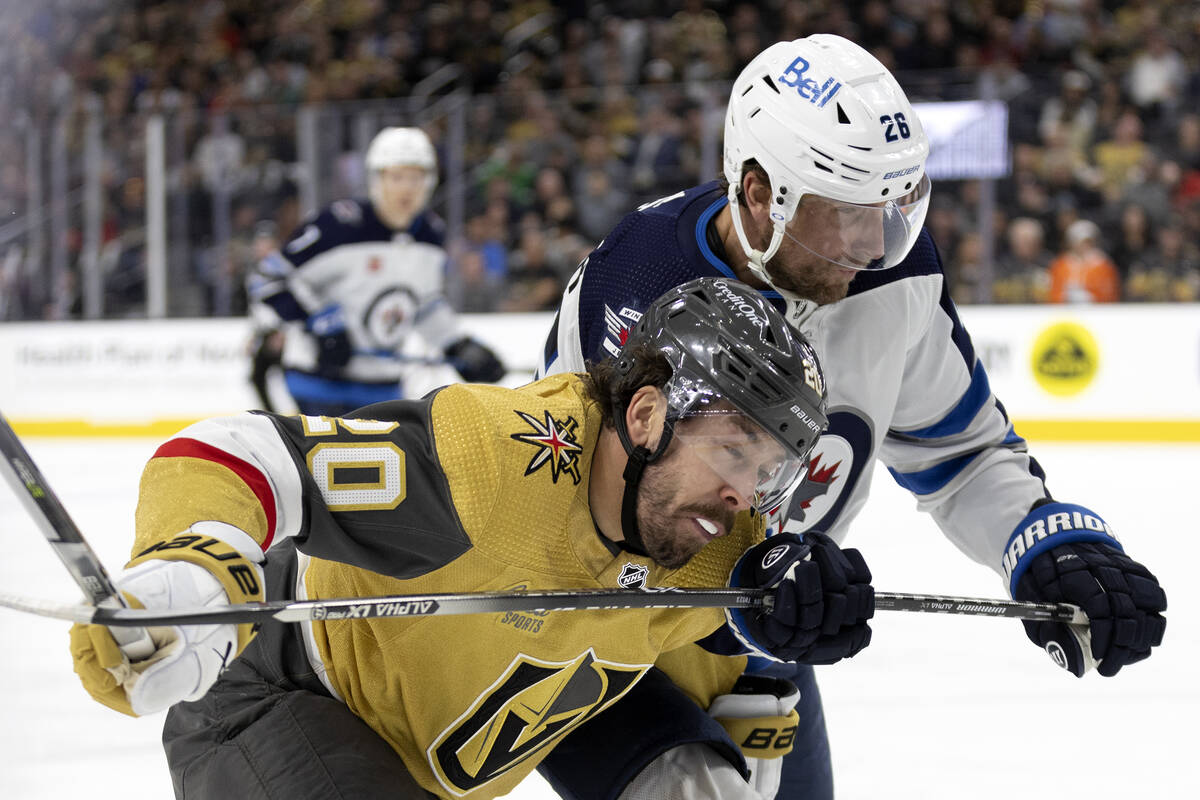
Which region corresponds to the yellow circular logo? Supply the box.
[1031,321,1099,396]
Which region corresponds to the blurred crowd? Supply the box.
[2,0,1200,320]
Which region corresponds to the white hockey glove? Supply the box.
[617,676,800,800]
[618,743,766,800]
[69,523,264,716]
[708,676,801,798]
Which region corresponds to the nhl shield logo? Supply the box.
[618,563,649,588]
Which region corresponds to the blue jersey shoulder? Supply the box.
[409,211,446,248]
[577,183,737,363]
[280,200,443,267]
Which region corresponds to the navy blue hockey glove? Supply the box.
[727,532,874,664]
[306,305,352,375]
[444,336,505,383]
[1005,502,1166,677]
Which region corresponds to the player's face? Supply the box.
[758,195,887,306]
[374,165,429,229]
[636,414,780,569]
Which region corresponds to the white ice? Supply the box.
[1,439,1196,799]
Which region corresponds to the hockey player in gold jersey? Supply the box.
[68,278,873,799]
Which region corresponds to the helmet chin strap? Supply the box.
[726,186,811,319]
[611,399,677,558]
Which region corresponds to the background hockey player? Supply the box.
[536,35,1167,800]
[67,278,874,800]
[248,126,504,417]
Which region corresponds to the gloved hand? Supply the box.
[726,532,873,663]
[306,305,352,374]
[444,336,505,383]
[708,675,800,798]
[1006,502,1166,677]
[70,524,263,716]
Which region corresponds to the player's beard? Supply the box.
[635,461,736,570]
[763,236,858,306]
[744,210,858,306]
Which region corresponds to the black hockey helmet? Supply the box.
[614,277,828,520]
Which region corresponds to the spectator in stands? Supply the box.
[452,249,499,314]
[1039,69,1098,158]
[497,227,563,312]
[1109,203,1155,278]
[1093,109,1153,203]
[10,0,1200,319]
[1126,217,1200,302]
[1127,28,1187,121]
[574,167,630,243]
[1048,219,1121,303]
[995,217,1052,304]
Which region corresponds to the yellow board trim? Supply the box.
[1013,420,1200,443]
[10,419,206,438]
[10,418,1200,443]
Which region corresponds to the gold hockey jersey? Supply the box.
[131,373,763,799]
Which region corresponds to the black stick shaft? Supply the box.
[0,413,122,606]
[876,592,1086,624]
[0,587,1085,627]
[0,413,155,655]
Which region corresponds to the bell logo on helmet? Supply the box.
[777,56,842,108]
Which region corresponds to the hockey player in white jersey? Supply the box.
[249,127,504,416]
[536,35,1166,800]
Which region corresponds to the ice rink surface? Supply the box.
[0,437,1196,799]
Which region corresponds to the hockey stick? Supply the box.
[0,413,1085,631]
[0,413,155,657]
[0,587,1087,627]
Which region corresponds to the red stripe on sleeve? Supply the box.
[152,437,278,550]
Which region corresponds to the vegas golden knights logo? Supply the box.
[429,649,648,796]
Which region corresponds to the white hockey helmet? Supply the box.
[724,35,931,282]
[365,127,438,209]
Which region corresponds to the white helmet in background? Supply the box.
[724,35,932,284]
[365,126,438,212]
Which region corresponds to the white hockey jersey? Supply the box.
[538,182,1050,584]
[250,198,460,383]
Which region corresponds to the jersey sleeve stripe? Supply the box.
[894,361,994,440]
[887,450,979,495]
[153,437,279,549]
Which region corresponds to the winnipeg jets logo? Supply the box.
[511,411,583,485]
[618,563,649,588]
[790,451,842,523]
[364,286,419,349]
[602,305,643,358]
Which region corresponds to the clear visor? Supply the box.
[782,174,931,271]
[665,377,809,513]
